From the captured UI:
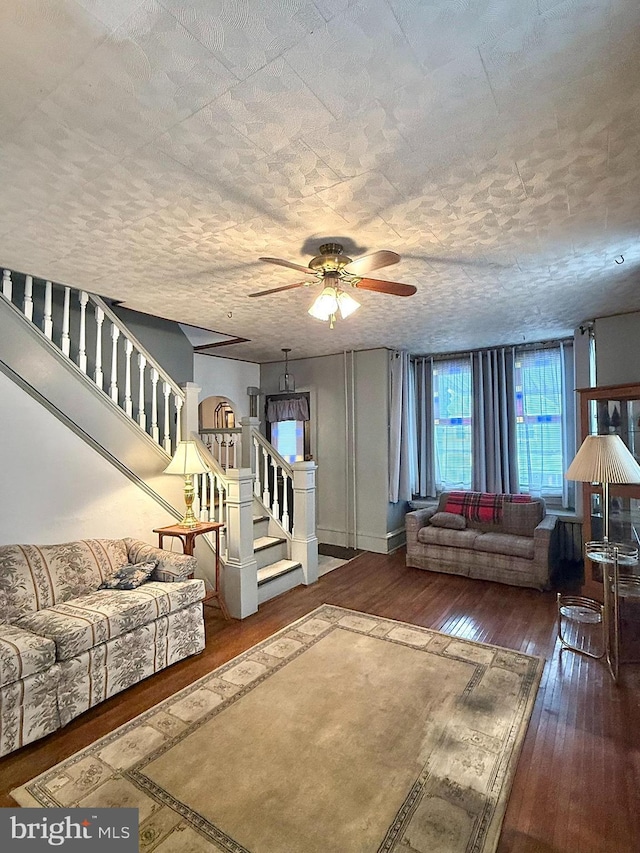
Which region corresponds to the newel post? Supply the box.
[181,382,201,441]
[240,416,260,473]
[224,468,258,619]
[292,461,318,585]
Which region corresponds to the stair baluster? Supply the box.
[2,269,11,299]
[94,306,104,389]
[77,291,88,371]
[23,275,33,320]
[137,354,147,429]
[43,281,53,340]
[150,368,159,442]
[61,287,71,357]
[110,325,120,403]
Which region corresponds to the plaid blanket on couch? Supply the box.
[443,491,532,524]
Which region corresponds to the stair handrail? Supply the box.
[252,428,294,477]
[1,268,185,454]
[90,294,184,401]
[251,427,294,535]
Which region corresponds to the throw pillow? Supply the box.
[99,561,157,591]
[502,500,545,537]
[430,512,467,530]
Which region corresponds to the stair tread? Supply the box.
[254,535,287,551]
[257,560,302,585]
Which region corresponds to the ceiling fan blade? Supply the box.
[248,281,308,298]
[259,257,315,275]
[355,278,417,297]
[343,250,400,276]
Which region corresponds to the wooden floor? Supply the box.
[1,550,639,852]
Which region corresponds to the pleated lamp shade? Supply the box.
[164,440,209,476]
[565,435,640,484]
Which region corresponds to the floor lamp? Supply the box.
[560,434,640,680]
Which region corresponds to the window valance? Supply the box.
[266,396,310,423]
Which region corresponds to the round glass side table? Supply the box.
[558,541,638,682]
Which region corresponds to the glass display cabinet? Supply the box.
[575,383,640,675]
[578,383,640,592]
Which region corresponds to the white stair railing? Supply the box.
[0,267,185,456]
[252,428,294,535]
[191,434,234,562]
[199,428,242,470]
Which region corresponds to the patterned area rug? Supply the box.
[12,606,543,853]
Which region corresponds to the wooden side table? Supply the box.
[153,522,230,620]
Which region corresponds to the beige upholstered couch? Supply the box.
[405,492,558,591]
[0,538,206,757]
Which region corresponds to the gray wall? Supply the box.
[112,305,194,385]
[260,348,405,553]
[594,311,640,386]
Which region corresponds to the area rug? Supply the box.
[12,605,544,853]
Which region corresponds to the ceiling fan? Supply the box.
[249,243,416,327]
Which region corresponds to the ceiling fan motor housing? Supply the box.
[308,243,352,272]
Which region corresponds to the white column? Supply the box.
[23,275,33,320]
[61,286,71,357]
[241,416,259,471]
[223,468,258,619]
[43,281,53,339]
[77,291,88,371]
[1,269,11,300]
[94,306,104,389]
[137,353,147,429]
[291,461,318,585]
[180,382,200,440]
[110,324,120,403]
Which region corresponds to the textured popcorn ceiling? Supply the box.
[1,0,639,362]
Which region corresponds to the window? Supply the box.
[270,419,305,463]
[432,358,473,490]
[514,347,564,499]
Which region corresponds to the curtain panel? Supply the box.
[388,351,417,503]
[472,347,518,494]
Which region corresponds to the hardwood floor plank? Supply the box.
[0,550,638,852]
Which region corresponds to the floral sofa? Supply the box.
[405,491,559,591]
[0,538,206,757]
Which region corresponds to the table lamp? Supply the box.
[164,440,210,528]
[565,434,640,542]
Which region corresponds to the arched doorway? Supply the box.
[199,396,240,468]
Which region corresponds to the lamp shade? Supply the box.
[164,440,209,475]
[308,286,339,321]
[565,434,640,484]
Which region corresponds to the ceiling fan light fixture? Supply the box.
[308,285,339,321]
[337,290,361,319]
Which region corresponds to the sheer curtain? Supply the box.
[389,351,417,502]
[432,356,473,492]
[515,343,575,507]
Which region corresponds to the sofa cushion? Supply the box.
[0,624,56,685]
[473,533,535,560]
[430,512,467,530]
[502,500,545,537]
[15,579,206,661]
[0,540,129,620]
[417,527,480,549]
[99,561,157,590]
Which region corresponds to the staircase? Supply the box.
[253,512,303,604]
[1,264,318,619]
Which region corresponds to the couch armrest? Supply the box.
[124,538,197,582]
[405,508,437,546]
[533,514,559,563]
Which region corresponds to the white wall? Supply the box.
[194,354,260,420]
[0,372,176,546]
[594,311,640,386]
[260,349,402,553]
